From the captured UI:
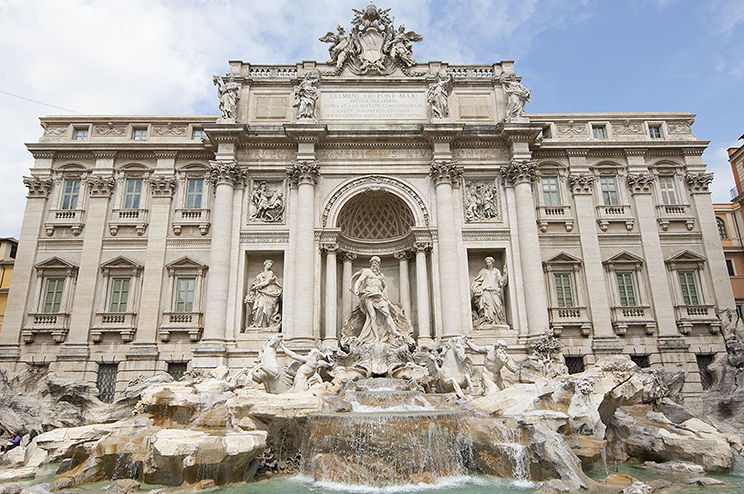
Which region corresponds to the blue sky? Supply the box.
[1,0,742,237]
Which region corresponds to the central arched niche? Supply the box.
[337,190,415,241]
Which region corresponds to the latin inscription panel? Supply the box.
[320,92,426,120]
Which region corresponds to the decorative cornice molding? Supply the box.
[92,151,117,160]
[626,173,655,194]
[239,231,290,244]
[565,149,589,157]
[23,177,53,197]
[149,176,177,197]
[153,151,179,159]
[503,159,536,186]
[624,148,647,157]
[88,176,116,197]
[686,172,714,194]
[209,161,245,187]
[30,150,55,160]
[286,160,320,186]
[681,148,705,156]
[429,160,462,186]
[567,174,595,195]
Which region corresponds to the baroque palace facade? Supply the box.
[0,4,733,403]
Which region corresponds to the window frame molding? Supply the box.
[534,162,573,232]
[22,257,78,344]
[665,250,719,334]
[173,165,212,235]
[543,252,590,336]
[109,165,151,236]
[603,251,655,336]
[591,162,634,231]
[160,256,208,342]
[91,256,143,343]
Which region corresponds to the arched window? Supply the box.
[717,217,727,239]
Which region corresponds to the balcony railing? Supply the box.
[109,208,149,236]
[548,306,590,336]
[610,305,655,335]
[655,204,694,231]
[730,180,744,200]
[22,312,71,343]
[159,311,203,342]
[536,205,574,232]
[674,304,719,334]
[172,208,211,235]
[91,312,137,342]
[45,209,86,236]
[595,204,634,231]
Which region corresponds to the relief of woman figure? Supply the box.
[245,259,283,330]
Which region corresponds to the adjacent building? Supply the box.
[0,5,733,406]
[0,238,18,335]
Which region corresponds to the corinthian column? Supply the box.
[322,243,339,347]
[414,242,432,345]
[198,162,244,360]
[394,250,412,319]
[286,160,319,345]
[340,251,357,321]
[430,161,463,338]
[504,160,549,336]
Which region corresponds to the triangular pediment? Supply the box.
[666,250,706,266]
[101,256,143,271]
[603,251,644,266]
[34,256,77,270]
[166,256,207,273]
[544,252,582,265]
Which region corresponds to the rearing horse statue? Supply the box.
[416,336,476,399]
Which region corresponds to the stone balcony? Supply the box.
[172,208,211,235]
[91,312,137,342]
[159,311,203,342]
[22,312,70,343]
[610,305,656,335]
[536,205,574,232]
[674,304,720,334]
[45,209,86,236]
[655,204,694,231]
[548,306,591,336]
[109,208,149,236]
[595,204,634,231]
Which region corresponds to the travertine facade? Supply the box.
[0,4,733,405]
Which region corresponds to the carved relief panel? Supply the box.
[463,179,500,222]
[248,180,286,223]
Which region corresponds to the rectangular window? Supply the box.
[565,356,585,374]
[541,126,552,139]
[592,125,607,139]
[541,177,560,206]
[167,362,188,381]
[616,272,637,306]
[97,363,118,403]
[175,277,196,312]
[185,179,203,209]
[132,128,147,140]
[192,128,206,140]
[42,278,64,313]
[73,128,88,140]
[649,125,662,139]
[599,176,620,206]
[123,179,142,209]
[630,355,650,368]
[727,259,736,276]
[108,277,130,313]
[679,271,700,305]
[659,176,677,205]
[696,354,715,391]
[554,273,574,308]
[61,179,80,210]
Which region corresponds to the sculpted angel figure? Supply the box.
[342,256,414,344]
[466,339,517,394]
[426,74,452,119]
[319,25,359,70]
[471,256,508,326]
[213,74,240,120]
[501,72,531,122]
[245,259,282,329]
[384,24,422,67]
[293,72,319,120]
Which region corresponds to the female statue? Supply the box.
[245,259,282,329]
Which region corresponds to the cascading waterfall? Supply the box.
[486,422,529,481]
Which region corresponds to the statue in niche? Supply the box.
[471,256,508,327]
[293,72,320,120]
[342,256,414,345]
[501,72,530,122]
[427,74,452,119]
[280,342,333,392]
[464,181,498,221]
[383,24,422,68]
[249,181,284,222]
[466,339,517,394]
[320,25,360,70]
[213,74,240,120]
[245,259,283,330]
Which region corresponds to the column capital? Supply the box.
[287,160,320,186]
[320,242,339,254]
[503,159,536,186]
[686,172,714,194]
[149,176,177,197]
[88,176,116,197]
[338,251,357,262]
[626,173,655,194]
[567,174,595,195]
[429,160,462,186]
[23,176,53,198]
[413,241,432,253]
[394,250,413,261]
[209,161,245,187]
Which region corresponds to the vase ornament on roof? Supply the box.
[319,2,423,76]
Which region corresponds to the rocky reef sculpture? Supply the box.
[245,259,283,330]
[471,256,508,327]
[319,3,423,76]
[213,74,240,120]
